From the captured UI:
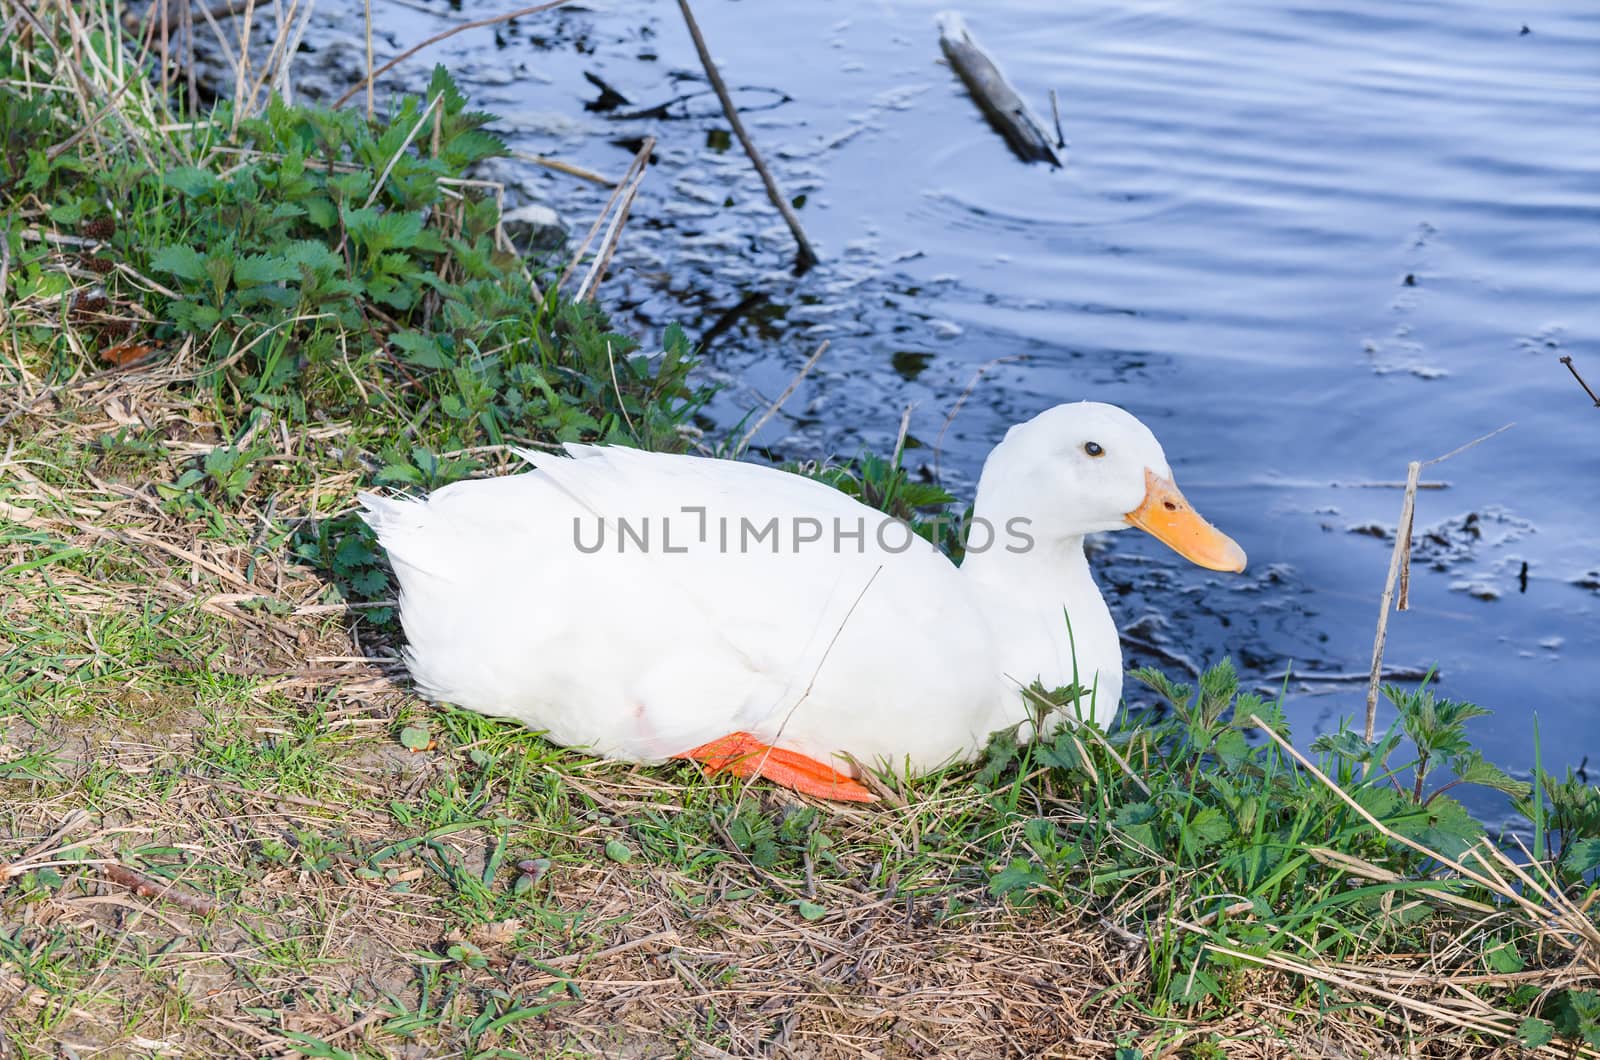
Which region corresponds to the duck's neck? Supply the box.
[959,531,1124,729]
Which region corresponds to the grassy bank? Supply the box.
[3,5,1599,1057]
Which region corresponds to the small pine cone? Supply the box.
[80,217,117,241]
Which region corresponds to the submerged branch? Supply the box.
[675,0,819,275]
[937,12,1062,167]
[1561,355,1600,407]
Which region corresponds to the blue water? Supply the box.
[315,0,1600,803]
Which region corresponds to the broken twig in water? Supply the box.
[736,339,830,454]
[675,0,818,275]
[1362,423,1514,740]
[937,12,1062,166]
[563,136,653,301]
[332,0,579,109]
[932,354,1025,484]
[1560,355,1600,407]
[508,149,616,187]
[575,163,646,302]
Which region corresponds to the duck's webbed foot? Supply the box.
[675,732,876,804]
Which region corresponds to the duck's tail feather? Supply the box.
[355,491,448,579]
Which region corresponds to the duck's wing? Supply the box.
[361,446,992,763]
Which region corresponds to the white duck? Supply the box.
[359,401,1245,802]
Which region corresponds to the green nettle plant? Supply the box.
[961,661,1598,1035]
[9,60,710,613]
[15,63,706,502]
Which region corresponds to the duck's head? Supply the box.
[974,401,1247,572]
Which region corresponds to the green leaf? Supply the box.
[1113,801,1157,830]
[1132,667,1192,711]
[342,205,425,252]
[447,941,487,968]
[603,839,632,864]
[391,330,452,369]
[1184,806,1233,852]
[988,858,1046,901]
[1564,837,1600,877]
[399,726,431,750]
[348,567,388,597]
[1022,817,1058,855]
[150,245,207,283]
[1168,963,1222,1004]
[303,196,338,228]
[1035,733,1084,772]
[164,165,217,197]
[1213,729,1250,770]
[1518,1017,1554,1048]
[233,253,300,287]
[1447,750,1532,800]
[1391,796,1483,861]
[47,199,86,224]
[203,252,233,301]
[1196,657,1239,726]
[1485,941,1524,974]
[794,900,826,921]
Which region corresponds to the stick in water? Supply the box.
[675,0,819,275]
[1362,423,1514,740]
[736,340,830,454]
[1559,355,1600,407]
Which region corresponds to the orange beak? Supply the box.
[1125,468,1247,573]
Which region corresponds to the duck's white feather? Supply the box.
[362,444,1012,770]
[360,402,1243,778]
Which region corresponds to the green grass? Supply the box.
[3,4,1600,1058]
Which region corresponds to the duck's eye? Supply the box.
[1083,441,1105,457]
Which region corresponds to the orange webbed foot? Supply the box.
[675,732,877,804]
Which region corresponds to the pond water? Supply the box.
[295,0,1599,809]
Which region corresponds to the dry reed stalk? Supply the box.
[734,339,830,454]
[1202,939,1600,1058]
[363,0,373,120]
[508,150,616,187]
[0,228,10,331]
[1364,458,1420,739]
[575,165,645,303]
[932,354,1025,485]
[228,0,255,133]
[1362,423,1514,739]
[675,0,818,274]
[562,136,653,301]
[1253,714,1600,962]
[556,138,651,291]
[243,0,312,112]
[331,0,580,110]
